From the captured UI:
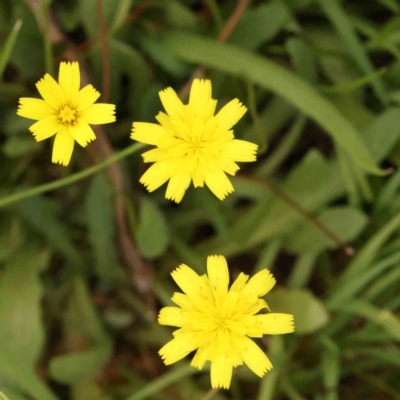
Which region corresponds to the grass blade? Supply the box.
[0,20,22,80]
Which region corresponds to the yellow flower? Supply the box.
[131,79,258,203]
[17,62,116,166]
[158,255,294,389]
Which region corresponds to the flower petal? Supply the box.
[171,264,201,295]
[207,255,229,302]
[52,128,75,166]
[159,334,199,365]
[223,139,258,162]
[210,354,233,389]
[243,269,276,297]
[29,116,59,141]
[159,87,184,117]
[131,122,168,145]
[69,119,96,147]
[140,160,176,192]
[189,79,216,120]
[36,73,65,109]
[204,168,234,200]
[165,170,191,203]
[214,99,247,131]
[80,103,116,124]
[255,313,295,335]
[17,98,54,120]
[158,307,184,327]
[74,84,100,110]
[58,62,80,103]
[241,337,272,377]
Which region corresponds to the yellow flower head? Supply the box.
[131,79,258,203]
[158,255,295,389]
[17,62,116,166]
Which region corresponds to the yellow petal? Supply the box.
[165,170,191,203]
[142,148,169,163]
[29,116,59,141]
[189,79,212,107]
[256,313,295,335]
[244,269,276,297]
[52,128,75,166]
[58,62,80,103]
[17,98,54,120]
[158,307,184,327]
[241,337,272,377]
[80,103,116,124]
[223,139,258,162]
[204,168,234,200]
[210,354,233,389]
[159,87,184,117]
[207,255,229,302]
[36,73,65,109]
[191,343,212,370]
[140,160,175,192]
[69,119,96,147]
[74,84,100,110]
[171,264,201,295]
[214,99,247,131]
[159,334,199,365]
[189,79,216,120]
[131,122,168,145]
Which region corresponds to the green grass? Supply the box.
[1,0,400,399]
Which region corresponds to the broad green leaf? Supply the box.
[17,196,84,269]
[136,198,169,259]
[228,3,289,50]
[139,34,189,78]
[267,288,329,334]
[285,207,368,255]
[0,346,57,400]
[3,136,38,157]
[49,278,112,384]
[286,38,317,83]
[0,242,45,367]
[50,349,111,385]
[0,19,22,80]
[363,107,400,162]
[162,31,382,174]
[73,378,113,400]
[85,176,118,287]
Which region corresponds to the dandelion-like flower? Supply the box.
[17,62,116,166]
[158,255,295,389]
[131,79,258,203]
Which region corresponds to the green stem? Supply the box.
[124,363,201,400]
[0,143,145,209]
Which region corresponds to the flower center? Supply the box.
[57,104,78,126]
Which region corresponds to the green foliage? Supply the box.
[1,0,400,399]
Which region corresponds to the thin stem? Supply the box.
[0,143,145,209]
[97,0,110,102]
[241,175,355,256]
[218,0,249,42]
